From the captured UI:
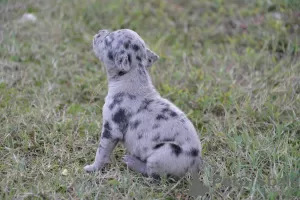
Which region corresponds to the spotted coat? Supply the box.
[84,29,202,178]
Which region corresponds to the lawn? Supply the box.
[0,0,299,199]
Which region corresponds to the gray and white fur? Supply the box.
[84,29,202,178]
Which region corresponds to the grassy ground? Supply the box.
[0,0,299,199]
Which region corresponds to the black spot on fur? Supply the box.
[162,108,169,113]
[109,92,125,110]
[108,51,114,61]
[136,56,142,62]
[132,44,140,51]
[128,54,131,65]
[152,133,160,141]
[112,108,129,135]
[118,58,123,65]
[162,137,175,142]
[153,143,164,149]
[137,99,154,113]
[138,68,146,76]
[105,38,111,46]
[156,114,168,120]
[129,120,141,130]
[138,132,143,139]
[112,108,127,124]
[127,93,136,100]
[148,58,152,63]
[170,144,182,156]
[169,111,178,117]
[102,129,111,139]
[157,101,169,107]
[189,148,199,157]
[120,50,125,54]
[104,121,112,130]
[102,121,112,139]
[190,159,196,166]
[152,124,160,129]
[124,41,130,49]
[161,108,178,118]
[118,71,126,76]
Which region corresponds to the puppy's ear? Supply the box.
[145,48,159,68]
[115,52,131,72]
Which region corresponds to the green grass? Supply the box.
[0,0,299,199]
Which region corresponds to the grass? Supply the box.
[0,0,299,199]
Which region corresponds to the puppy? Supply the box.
[84,29,202,178]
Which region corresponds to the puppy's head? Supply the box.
[93,29,159,76]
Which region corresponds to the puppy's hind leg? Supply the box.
[145,143,197,178]
[123,155,147,175]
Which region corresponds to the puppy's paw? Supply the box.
[122,155,135,165]
[84,164,98,173]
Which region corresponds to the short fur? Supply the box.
[84,29,202,178]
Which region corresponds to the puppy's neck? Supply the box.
[107,66,158,98]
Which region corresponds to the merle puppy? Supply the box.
[84,29,202,178]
